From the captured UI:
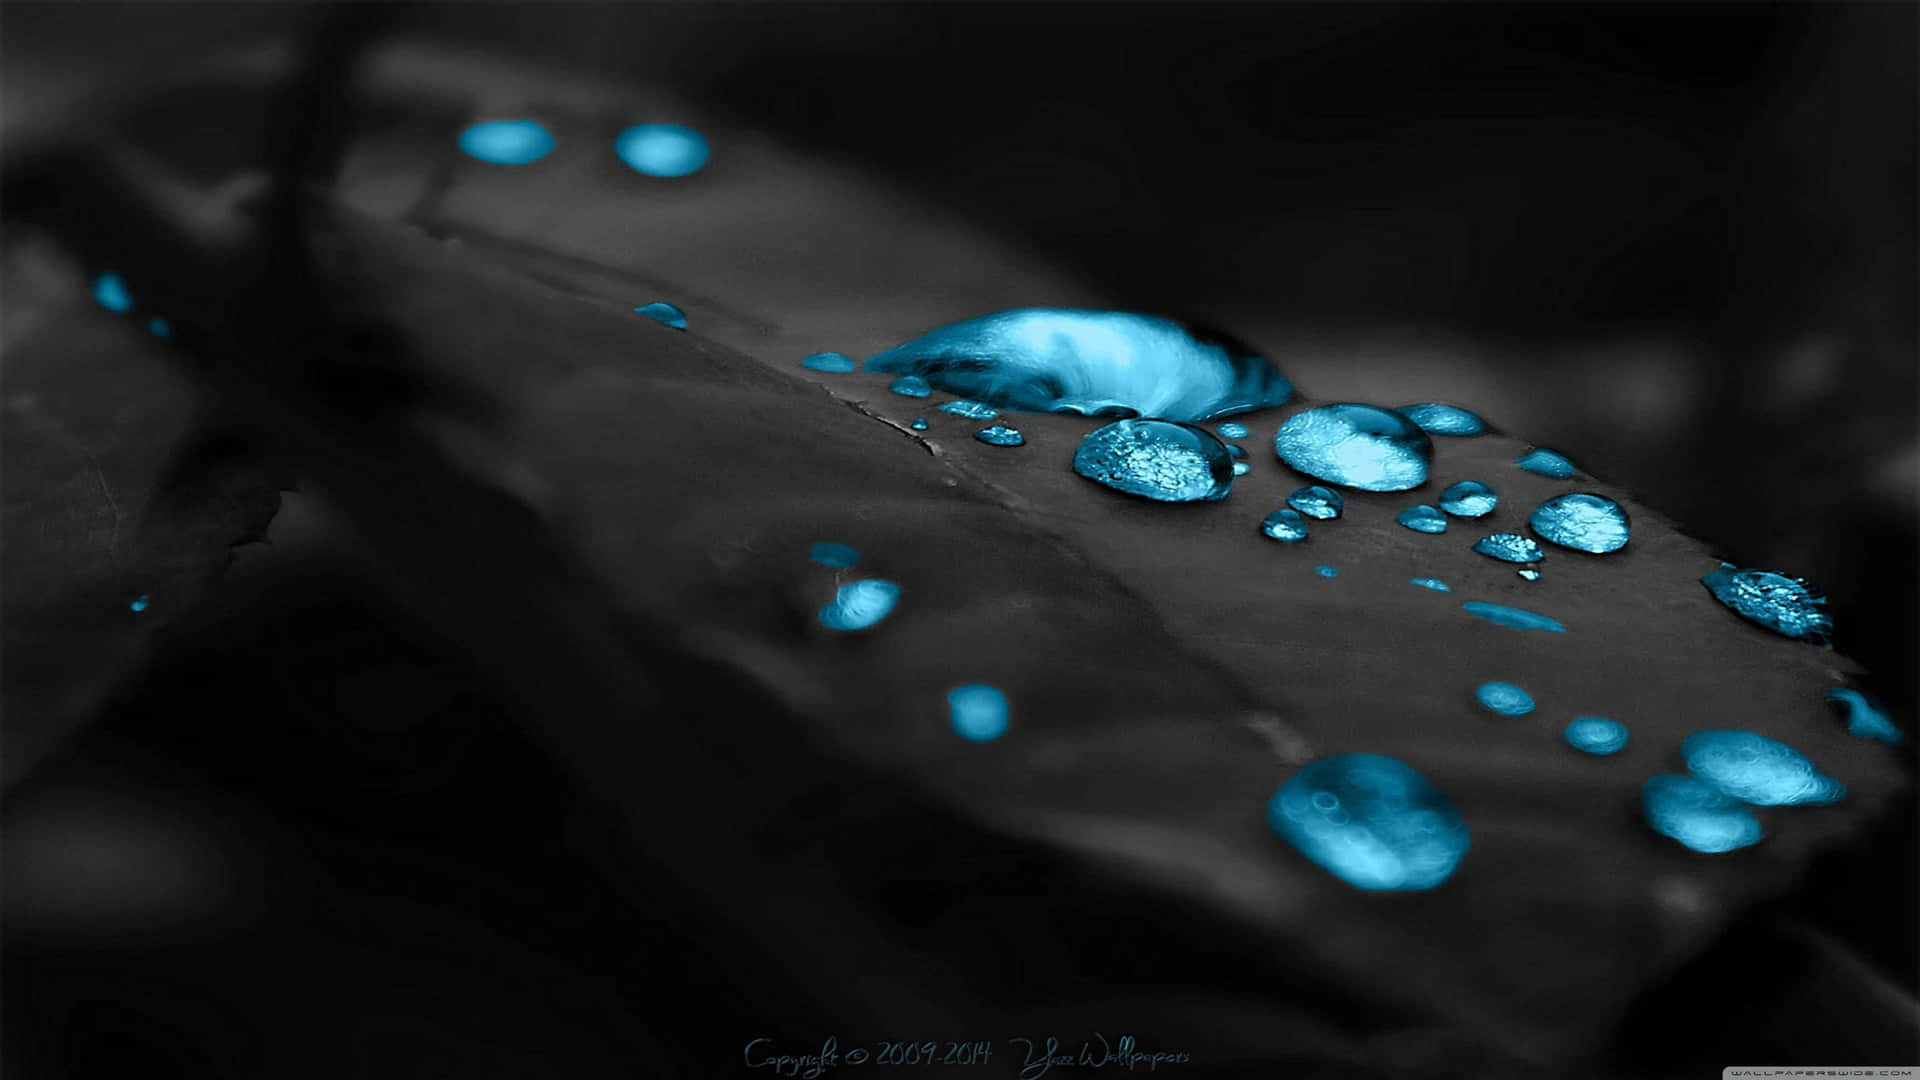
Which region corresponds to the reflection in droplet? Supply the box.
[1700,564,1832,643]
[614,123,710,177]
[1461,601,1564,633]
[1267,754,1470,891]
[1073,419,1234,502]
[1410,578,1450,592]
[818,579,901,631]
[1396,403,1485,436]
[1516,448,1577,478]
[1565,717,1629,755]
[1643,775,1763,853]
[1274,404,1433,491]
[889,375,932,398]
[939,399,1000,420]
[1827,687,1903,745]
[1530,493,1630,553]
[1438,481,1497,518]
[1475,681,1535,716]
[1286,485,1343,520]
[1682,730,1845,806]
[801,351,856,373]
[1315,565,1339,578]
[1396,505,1448,534]
[93,272,132,313]
[949,684,1010,742]
[974,425,1025,447]
[1473,533,1544,564]
[1217,421,1250,439]
[635,301,688,329]
[457,119,555,165]
[809,542,860,569]
[1260,508,1309,542]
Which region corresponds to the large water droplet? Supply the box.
[1827,688,1903,745]
[1643,775,1763,853]
[800,351,855,373]
[1473,533,1544,564]
[1461,601,1564,633]
[1260,508,1309,542]
[1438,481,1497,518]
[1396,403,1485,436]
[1475,681,1535,716]
[938,399,1000,420]
[1700,564,1832,643]
[865,309,1292,421]
[1284,486,1343,521]
[1273,404,1432,492]
[1217,421,1250,439]
[974,425,1025,447]
[1073,419,1234,502]
[93,272,132,313]
[809,542,860,569]
[949,684,1009,742]
[457,119,556,165]
[1681,730,1845,806]
[1516,448,1577,478]
[635,301,688,329]
[1267,754,1471,891]
[1396,505,1447,534]
[1315,565,1339,578]
[1530,493,1630,553]
[1564,717,1629,755]
[818,579,901,631]
[1410,577,1451,592]
[614,123,710,177]
[889,375,931,398]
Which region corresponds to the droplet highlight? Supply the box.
[1681,730,1845,806]
[808,542,860,569]
[1564,717,1629,755]
[1473,533,1544,564]
[888,375,931,398]
[1286,485,1344,520]
[938,399,1000,420]
[614,123,710,177]
[1700,564,1832,643]
[949,684,1009,742]
[1273,404,1432,492]
[1267,753,1471,891]
[1643,775,1763,853]
[1396,505,1447,534]
[1530,493,1630,553]
[1827,688,1903,745]
[1461,601,1564,633]
[1475,681,1536,716]
[1073,419,1234,502]
[1516,448,1577,479]
[1396,402,1485,437]
[457,119,556,165]
[93,272,132,313]
[635,302,688,329]
[974,425,1025,447]
[817,579,901,632]
[1438,481,1497,518]
[1260,508,1309,542]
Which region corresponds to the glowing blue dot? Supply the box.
[1530,493,1630,553]
[1315,565,1339,578]
[808,542,860,569]
[129,594,150,613]
[1217,421,1250,439]
[948,684,1009,742]
[910,417,929,431]
[1286,485,1343,520]
[1700,564,1831,643]
[635,302,688,329]
[1260,508,1309,542]
[938,399,999,420]
[974,424,1025,447]
[1438,481,1498,518]
[1073,419,1234,503]
[1268,753,1471,891]
[1475,682,1535,716]
[93,272,132,313]
[1681,730,1844,806]
[457,119,555,165]
[1396,402,1485,436]
[817,579,900,632]
[1827,687,1903,745]
[1564,717,1629,755]
[1516,448,1577,479]
[1410,577,1451,592]
[1461,601,1565,633]
[1473,533,1544,564]
[800,351,856,373]
[1396,505,1448,534]
[614,123,710,178]
[1643,774,1763,853]
[147,316,171,339]
[889,375,931,398]
[1273,404,1432,492]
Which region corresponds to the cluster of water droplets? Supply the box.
[1643,729,1844,854]
[457,119,710,176]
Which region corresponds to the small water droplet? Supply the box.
[457,119,555,165]
[614,123,710,177]
[635,302,688,329]
[949,684,1009,742]
[1530,493,1630,553]
[1475,681,1535,716]
[1473,533,1544,564]
[1073,419,1234,502]
[1286,485,1343,520]
[818,579,900,631]
[1267,753,1470,891]
[1681,730,1844,806]
[1315,565,1339,578]
[1217,421,1250,439]
[889,375,931,398]
[129,594,150,613]
[1700,564,1832,643]
[1396,505,1448,534]
[1231,460,1251,475]
[974,424,1025,447]
[93,272,132,313]
[1564,717,1629,755]
[1516,567,1542,581]
[909,417,929,431]
[1461,600,1564,633]
[1643,775,1763,853]
[1438,481,1497,518]
[808,542,860,568]
[1273,404,1433,491]
[1827,687,1903,745]
[147,316,171,339]
[799,351,855,373]
[1260,508,1309,542]
[938,399,1000,420]
[1409,577,1450,592]
[1516,448,1577,478]
[1396,403,1485,436]
[1225,444,1247,459]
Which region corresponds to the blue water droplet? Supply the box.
[1461,601,1564,633]
[1410,577,1451,592]
[1564,717,1629,755]
[1517,567,1542,581]
[1682,730,1845,806]
[1473,533,1544,564]
[1225,443,1247,459]
[1073,419,1235,502]
[800,351,856,373]
[1642,775,1763,853]
[974,425,1025,447]
[1700,564,1831,643]
[1260,508,1310,542]
[889,375,932,398]
[635,302,688,329]
[1438,481,1498,518]
[1516,448,1577,479]
[1273,404,1432,492]
[949,684,1009,742]
[1475,681,1535,716]
[93,272,132,313]
[817,579,900,631]
[1285,485,1344,520]
[129,594,149,613]
[910,417,929,431]
[614,123,710,177]
[1231,460,1251,476]
[938,399,1000,420]
[1315,565,1339,578]
[457,119,556,165]
[808,542,860,569]
[1267,753,1470,891]
[865,309,1292,422]
[1217,421,1250,439]
[147,316,171,338]
[1396,402,1485,436]
[1396,505,1448,534]
[1530,493,1630,553]
[1827,688,1903,745]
